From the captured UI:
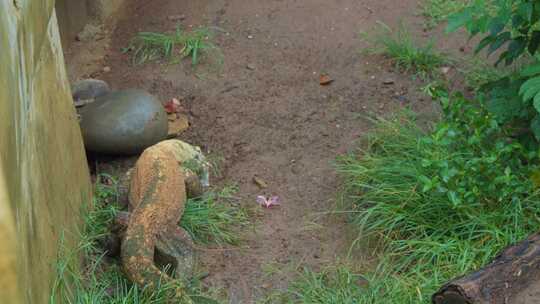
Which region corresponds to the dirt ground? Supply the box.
[65,0,465,302]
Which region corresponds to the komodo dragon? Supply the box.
[121,139,209,303]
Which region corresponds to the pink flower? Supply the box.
[256,195,281,208]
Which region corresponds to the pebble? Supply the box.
[167,14,186,21]
[103,66,111,73]
[383,78,395,85]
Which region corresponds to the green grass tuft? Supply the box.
[260,266,365,304]
[182,185,250,245]
[126,27,221,66]
[287,266,365,304]
[460,57,507,89]
[363,23,449,79]
[421,0,470,29]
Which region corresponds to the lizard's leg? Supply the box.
[155,225,196,283]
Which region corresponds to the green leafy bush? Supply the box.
[336,88,540,302]
[447,0,540,140]
[447,0,540,65]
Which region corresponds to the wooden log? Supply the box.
[432,233,540,304]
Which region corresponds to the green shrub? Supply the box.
[335,88,540,302]
[447,0,540,65]
[447,0,540,141]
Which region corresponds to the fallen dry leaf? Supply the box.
[253,176,268,189]
[167,114,189,137]
[319,74,334,85]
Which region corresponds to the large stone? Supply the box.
[79,89,168,155]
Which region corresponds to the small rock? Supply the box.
[383,78,395,85]
[79,89,168,155]
[441,66,451,74]
[246,64,256,70]
[253,176,268,189]
[71,79,110,101]
[319,74,334,85]
[103,66,111,73]
[76,24,102,42]
[167,14,186,21]
[395,95,409,104]
[167,114,190,137]
[247,35,254,39]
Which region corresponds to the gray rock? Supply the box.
[71,79,110,101]
[79,89,168,155]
